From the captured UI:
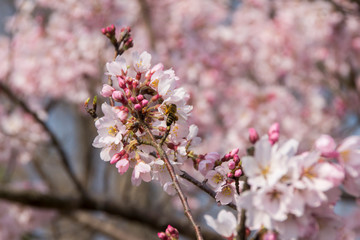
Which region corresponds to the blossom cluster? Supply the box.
[93,50,199,194]
[204,131,360,239]
[93,49,360,239]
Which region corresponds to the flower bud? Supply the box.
[230,148,239,157]
[227,172,234,178]
[112,91,125,102]
[134,104,142,111]
[269,132,279,145]
[137,94,144,101]
[100,84,115,97]
[141,99,149,107]
[157,232,168,240]
[233,155,240,164]
[117,77,126,89]
[129,96,136,103]
[263,231,277,240]
[165,225,179,239]
[248,128,259,144]
[268,122,280,135]
[315,135,338,158]
[234,169,242,178]
[125,88,131,98]
[151,94,160,102]
[110,152,122,164]
[228,160,236,170]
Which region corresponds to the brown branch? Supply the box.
[0,82,86,196]
[141,124,204,240]
[180,171,237,210]
[69,211,142,240]
[0,188,219,240]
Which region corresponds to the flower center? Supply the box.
[108,126,119,136]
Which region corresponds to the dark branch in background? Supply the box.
[137,0,156,50]
[0,188,219,240]
[0,81,86,197]
[180,171,237,210]
[69,211,143,240]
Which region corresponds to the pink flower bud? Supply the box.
[100,84,115,97]
[228,160,236,170]
[263,231,277,240]
[233,155,240,164]
[268,122,280,135]
[165,225,179,239]
[157,232,168,240]
[134,104,142,111]
[129,96,136,103]
[151,94,160,102]
[230,148,239,157]
[315,135,339,158]
[117,77,126,89]
[234,169,242,178]
[269,132,279,145]
[141,99,149,107]
[110,152,122,164]
[227,172,234,178]
[132,81,138,89]
[248,128,259,144]
[125,88,131,98]
[101,28,106,34]
[112,91,124,102]
[137,94,144,101]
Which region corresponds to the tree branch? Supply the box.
[0,188,219,240]
[0,81,86,196]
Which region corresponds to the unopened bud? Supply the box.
[233,155,240,164]
[263,231,277,240]
[134,104,142,111]
[112,91,125,102]
[227,172,234,178]
[157,232,168,240]
[165,225,179,239]
[249,128,259,144]
[84,97,90,107]
[100,84,115,98]
[110,152,122,164]
[230,148,239,157]
[268,122,280,135]
[141,99,149,107]
[269,132,279,145]
[234,169,242,178]
[125,88,131,98]
[228,160,236,170]
[132,80,138,89]
[137,94,144,101]
[315,135,338,158]
[117,77,126,89]
[130,96,136,103]
[151,94,160,102]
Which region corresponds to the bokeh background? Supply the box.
[1,0,360,239]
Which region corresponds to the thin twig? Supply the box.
[141,122,204,240]
[180,171,237,210]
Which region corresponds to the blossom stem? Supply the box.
[141,122,204,240]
